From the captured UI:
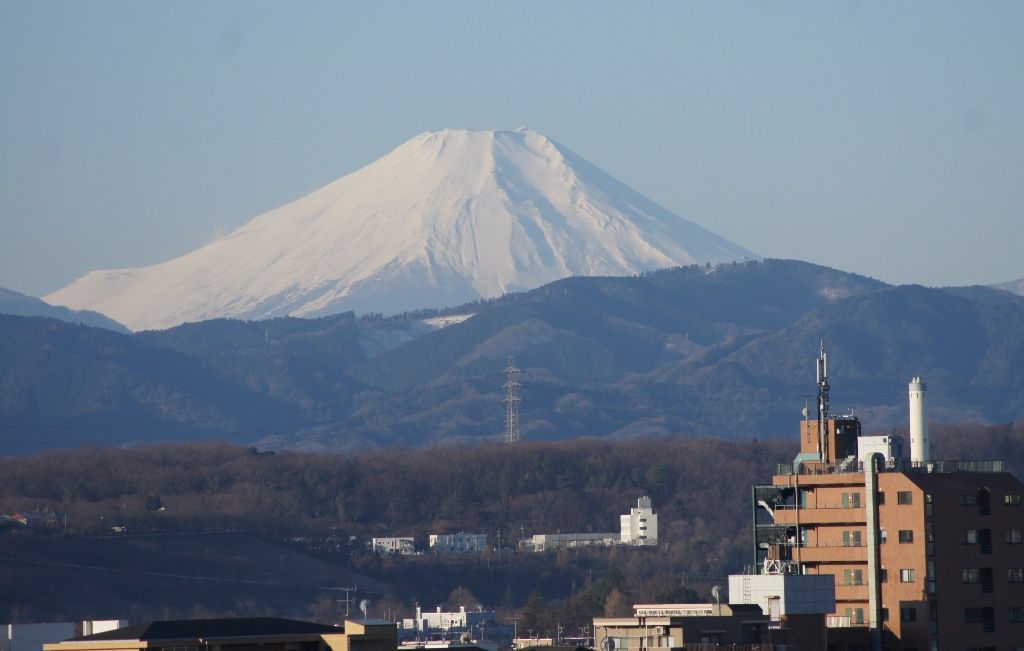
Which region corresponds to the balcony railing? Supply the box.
[682,645,775,651]
[776,458,1006,477]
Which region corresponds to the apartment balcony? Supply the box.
[793,543,868,563]
[774,506,865,525]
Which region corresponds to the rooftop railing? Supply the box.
[776,458,1005,477]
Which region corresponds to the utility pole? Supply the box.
[335,585,358,617]
[503,355,521,444]
[508,618,521,646]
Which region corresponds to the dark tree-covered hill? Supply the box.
[2,260,1023,453]
[1,425,1020,624]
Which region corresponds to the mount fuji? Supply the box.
[46,128,756,331]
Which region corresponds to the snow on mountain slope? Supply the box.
[46,128,757,331]
[994,278,1024,297]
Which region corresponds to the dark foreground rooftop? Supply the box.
[74,618,339,642]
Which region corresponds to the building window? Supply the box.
[843,530,863,547]
[965,607,984,623]
[1007,494,1022,506]
[898,491,913,505]
[843,569,864,585]
[877,491,886,505]
[964,529,979,544]
[899,530,914,543]
[1009,568,1024,583]
[978,528,993,553]
[963,494,979,506]
[842,492,862,508]
[1007,529,1023,544]
[880,528,888,544]
[881,607,889,622]
[1011,607,1024,623]
[901,569,916,583]
[880,568,888,583]
[844,607,865,625]
[900,607,917,623]
[963,568,981,583]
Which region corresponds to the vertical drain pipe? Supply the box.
[864,453,883,651]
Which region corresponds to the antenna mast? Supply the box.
[816,342,830,462]
[504,355,521,444]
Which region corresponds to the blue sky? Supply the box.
[2,1,1022,296]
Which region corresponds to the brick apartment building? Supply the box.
[752,348,1024,650]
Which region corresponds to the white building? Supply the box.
[523,496,661,552]
[371,536,415,555]
[620,496,657,545]
[523,532,618,552]
[399,606,497,640]
[856,434,904,467]
[429,533,487,554]
[727,572,836,623]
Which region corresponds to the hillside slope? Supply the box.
[5,261,1024,453]
[0,287,128,333]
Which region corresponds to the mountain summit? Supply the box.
[47,128,756,330]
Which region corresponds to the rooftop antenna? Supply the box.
[504,355,521,444]
[816,342,831,462]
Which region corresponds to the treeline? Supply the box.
[1,424,1021,630]
[2,423,1021,553]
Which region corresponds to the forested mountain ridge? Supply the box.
[2,260,1023,453]
[0,287,129,332]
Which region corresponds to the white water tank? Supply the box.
[909,377,929,463]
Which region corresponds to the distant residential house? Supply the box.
[428,533,487,554]
[371,537,416,555]
[9,512,43,527]
[6,510,64,529]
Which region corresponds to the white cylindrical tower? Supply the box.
[909,377,929,463]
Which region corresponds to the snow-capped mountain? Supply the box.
[46,128,757,331]
[994,278,1024,297]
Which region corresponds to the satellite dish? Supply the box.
[600,637,615,651]
[359,599,370,618]
[801,406,809,418]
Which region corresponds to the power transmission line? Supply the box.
[504,356,521,444]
